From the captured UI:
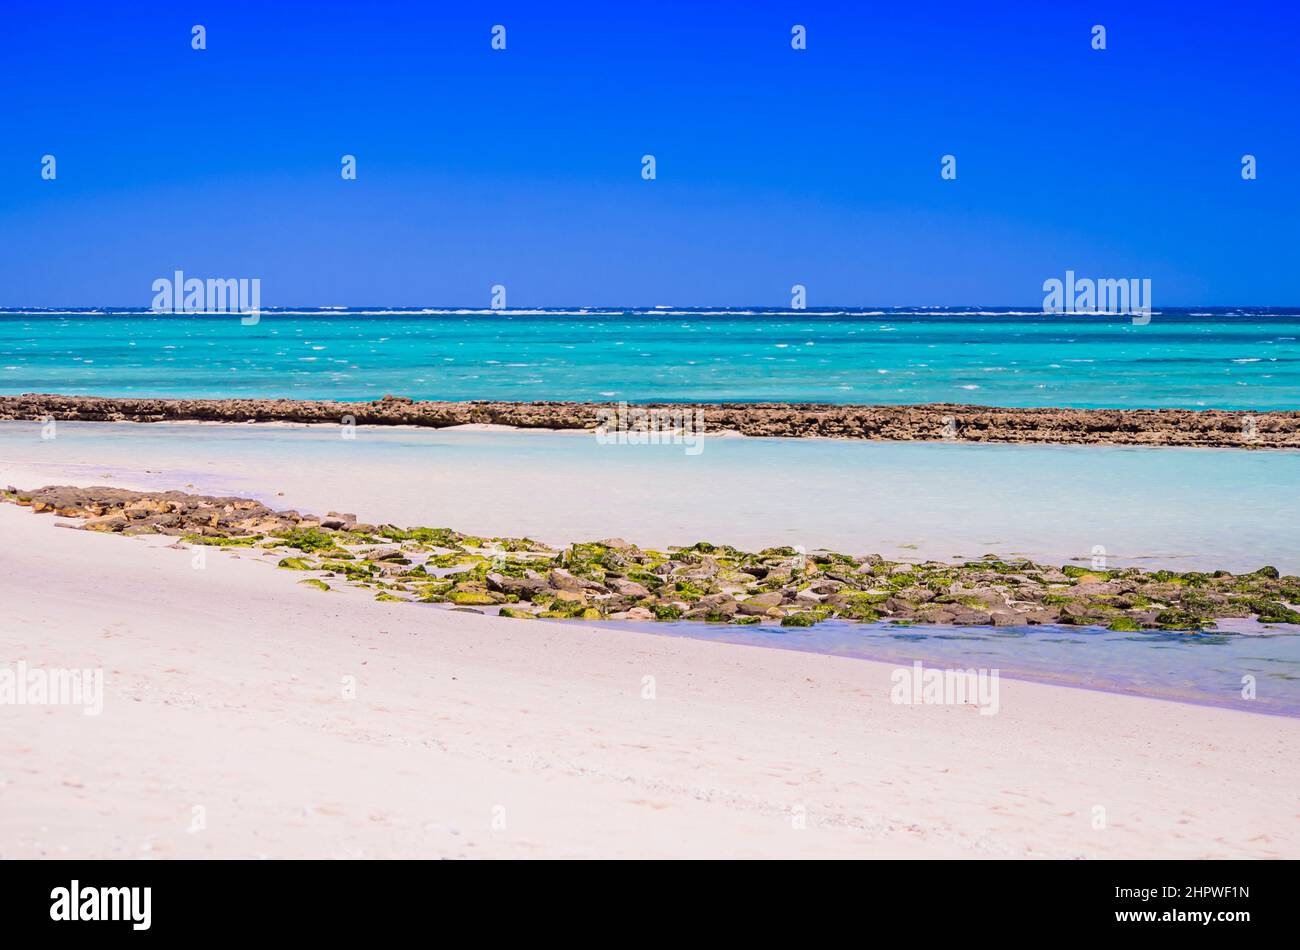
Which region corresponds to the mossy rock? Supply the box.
[375,592,406,602]
[1177,592,1222,614]
[453,563,493,584]
[1106,617,1143,632]
[684,540,721,554]
[673,580,709,600]
[277,557,314,570]
[183,534,263,547]
[298,578,331,591]
[414,580,454,596]
[965,560,1025,575]
[497,536,550,553]
[1154,609,1213,631]
[1148,570,1188,585]
[336,530,382,545]
[568,542,613,562]
[1061,565,1112,581]
[274,527,339,554]
[846,591,891,605]
[427,552,483,568]
[480,559,537,579]
[498,606,537,619]
[449,590,497,606]
[578,608,604,620]
[1237,598,1300,623]
[377,525,468,547]
[834,602,881,622]
[624,570,664,589]
[780,612,817,627]
[564,561,608,583]
[651,604,683,621]
[321,561,374,578]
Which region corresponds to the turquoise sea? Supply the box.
[3,308,1298,716]
[2,308,1299,408]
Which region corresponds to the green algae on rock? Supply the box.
[6,485,1298,634]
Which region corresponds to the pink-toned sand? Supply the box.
[0,504,1295,859]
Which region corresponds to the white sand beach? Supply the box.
[2,502,1295,859]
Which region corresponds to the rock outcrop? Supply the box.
[6,485,1299,631]
[2,394,1297,448]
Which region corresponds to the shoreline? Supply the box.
[6,418,1298,574]
[4,393,1299,448]
[563,615,1300,720]
[7,484,1296,636]
[4,492,1296,718]
[3,501,1296,858]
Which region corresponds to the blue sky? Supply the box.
[1,1,1296,307]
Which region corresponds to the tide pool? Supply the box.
[548,616,1300,718]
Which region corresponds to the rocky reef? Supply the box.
[3,393,1298,448]
[6,485,1299,632]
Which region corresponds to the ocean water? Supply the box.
[3,308,1299,409]
[4,309,1298,716]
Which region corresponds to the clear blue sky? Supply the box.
[2,0,1296,307]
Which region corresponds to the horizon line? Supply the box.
[4,305,1299,313]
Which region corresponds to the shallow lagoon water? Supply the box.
[5,418,1299,716]
[2,420,1298,574]
[546,616,1300,717]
